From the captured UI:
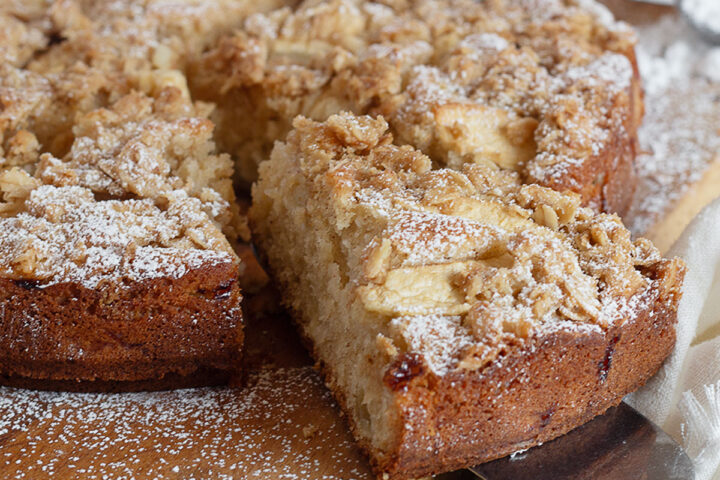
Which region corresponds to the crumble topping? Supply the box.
[0,0,301,287]
[0,184,235,288]
[1,0,638,288]
[0,1,283,287]
[35,91,245,240]
[194,0,637,195]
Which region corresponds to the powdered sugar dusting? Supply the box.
[682,0,720,36]
[334,113,661,375]
[389,315,473,373]
[0,185,233,288]
[0,368,372,480]
[565,53,633,92]
[387,211,504,267]
[625,15,720,235]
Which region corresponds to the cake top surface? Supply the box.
[1,0,637,287]
[0,181,235,289]
[197,0,636,191]
[274,112,679,375]
[0,86,243,287]
[0,0,265,286]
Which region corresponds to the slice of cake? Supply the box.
[0,83,247,385]
[195,0,641,214]
[250,113,685,479]
[0,0,301,388]
[0,182,242,383]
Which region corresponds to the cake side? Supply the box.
[382,258,680,477]
[250,113,684,479]
[1,263,242,383]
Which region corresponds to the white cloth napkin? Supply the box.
[628,197,720,480]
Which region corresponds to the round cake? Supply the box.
[0,0,654,395]
[0,3,683,479]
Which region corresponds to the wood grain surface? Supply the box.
[2,2,718,479]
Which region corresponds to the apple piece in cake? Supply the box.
[250,113,685,479]
[195,0,641,214]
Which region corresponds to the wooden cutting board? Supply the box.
[2,2,719,479]
[0,275,374,480]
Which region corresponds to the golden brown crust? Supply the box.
[374,259,682,479]
[262,256,681,479]
[0,179,244,385]
[0,369,234,393]
[0,262,243,383]
[527,46,643,215]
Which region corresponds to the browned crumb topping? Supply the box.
[0,0,288,286]
[35,91,246,240]
[0,184,235,287]
[254,112,673,374]
[193,0,637,189]
[0,0,643,297]
[0,5,49,68]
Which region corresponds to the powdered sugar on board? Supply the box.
[0,368,372,480]
[682,0,720,37]
[624,15,720,236]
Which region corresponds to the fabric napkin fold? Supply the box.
[628,197,720,480]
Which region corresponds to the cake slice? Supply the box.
[0,182,242,383]
[0,0,299,388]
[250,113,685,479]
[0,87,247,385]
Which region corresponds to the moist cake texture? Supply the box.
[194,0,642,214]
[250,113,685,479]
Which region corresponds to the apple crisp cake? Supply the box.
[2,0,686,476]
[0,86,247,383]
[193,0,642,214]
[250,113,684,479]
